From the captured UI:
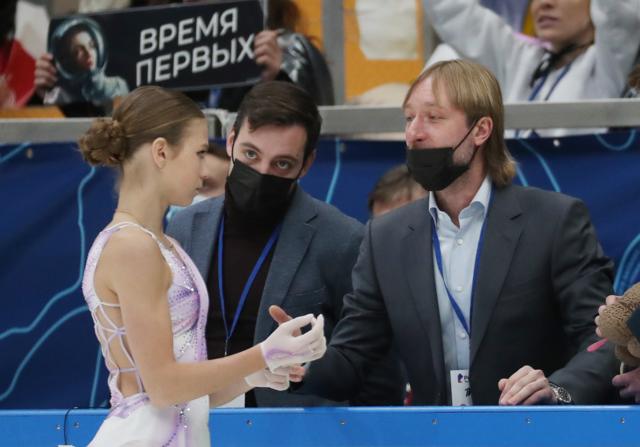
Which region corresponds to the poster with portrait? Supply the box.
[44,0,263,106]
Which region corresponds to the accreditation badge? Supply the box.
[450,369,472,406]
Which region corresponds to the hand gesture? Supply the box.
[244,364,306,391]
[268,305,308,382]
[34,53,57,98]
[612,366,640,403]
[595,294,620,338]
[0,75,15,108]
[260,313,326,371]
[245,367,289,391]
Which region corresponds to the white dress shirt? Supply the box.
[429,176,492,403]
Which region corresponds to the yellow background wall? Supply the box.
[293,0,426,101]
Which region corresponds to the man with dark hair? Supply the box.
[294,59,617,406]
[167,80,404,407]
[368,164,427,217]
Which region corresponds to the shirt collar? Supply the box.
[428,175,492,224]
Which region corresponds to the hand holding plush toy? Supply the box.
[592,283,640,369]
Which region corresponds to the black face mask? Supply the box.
[225,135,306,226]
[406,121,478,191]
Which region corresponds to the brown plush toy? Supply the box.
[596,283,640,368]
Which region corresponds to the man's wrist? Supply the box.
[549,382,573,404]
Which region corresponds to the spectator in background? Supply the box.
[210,0,334,111]
[422,0,640,137]
[368,164,427,217]
[477,0,532,31]
[1,0,41,109]
[0,1,18,108]
[196,142,231,200]
[623,64,640,99]
[165,142,230,222]
[427,0,533,66]
[608,65,640,132]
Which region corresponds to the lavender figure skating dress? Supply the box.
[82,222,210,446]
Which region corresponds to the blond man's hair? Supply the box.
[403,59,517,187]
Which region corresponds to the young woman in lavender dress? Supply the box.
[79,85,326,447]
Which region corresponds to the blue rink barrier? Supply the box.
[0,406,638,447]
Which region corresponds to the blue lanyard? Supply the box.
[516,63,572,139]
[430,192,492,337]
[217,215,281,356]
[528,62,572,102]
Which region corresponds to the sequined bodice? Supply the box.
[82,222,209,415]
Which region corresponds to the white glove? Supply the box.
[260,314,327,372]
[244,367,291,391]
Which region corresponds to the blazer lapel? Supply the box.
[189,198,223,280]
[254,188,317,342]
[470,185,524,366]
[403,200,446,391]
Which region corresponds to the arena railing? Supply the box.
[1,99,640,144]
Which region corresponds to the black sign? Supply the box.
[46,0,263,105]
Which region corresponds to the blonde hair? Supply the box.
[79,85,204,167]
[404,60,517,187]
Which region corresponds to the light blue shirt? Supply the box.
[428,176,492,403]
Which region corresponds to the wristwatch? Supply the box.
[549,382,573,404]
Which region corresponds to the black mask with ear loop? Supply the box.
[225,140,304,222]
[406,119,480,191]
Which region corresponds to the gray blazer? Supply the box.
[167,187,404,406]
[302,183,618,405]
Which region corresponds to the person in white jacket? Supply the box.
[423,0,640,137]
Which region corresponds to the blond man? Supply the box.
[296,59,617,406]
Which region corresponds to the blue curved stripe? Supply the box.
[613,233,640,294]
[516,138,561,192]
[0,306,88,402]
[595,129,637,152]
[0,166,96,341]
[324,138,342,204]
[515,165,529,187]
[629,262,640,290]
[0,142,31,165]
[89,346,103,408]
